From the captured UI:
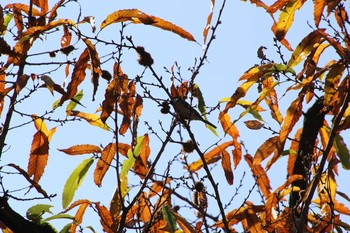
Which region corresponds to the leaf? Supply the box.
[253,136,279,166]
[31,114,49,135]
[324,62,345,106]
[94,142,116,187]
[100,9,195,42]
[100,78,119,123]
[15,74,29,94]
[27,131,49,182]
[83,38,101,101]
[94,202,116,233]
[61,25,72,48]
[43,213,76,222]
[120,150,136,197]
[203,0,215,45]
[40,75,55,95]
[26,204,53,221]
[162,205,177,233]
[244,120,264,130]
[174,212,196,233]
[60,49,89,105]
[187,141,234,172]
[110,186,122,219]
[314,0,326,27]
[5,3,41,16]
[66,90,83,112]
[275,0,305,41]
[287,29,325,68]
[68,110,109,130]
[69,202,90,232]
[221,150,234,185]
[262,76,283,124]
[58,144,102,156]
[334,134,350,170]
[62,158,94,209]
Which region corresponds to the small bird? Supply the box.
[170,97,217,129]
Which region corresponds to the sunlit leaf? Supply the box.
[203,0,215,45]
[253,136,278,166]
[66,90,83,112]
[287,29,325,68]
[31,114,48,135]
[69,202,90,232]
[275,0,305,41]
[60,49,89,105]
[262,76,283,124]
[267,0,289,13]
[187,141,234,172]
[324,62,345,106]
[162,205,177,233]
[62,158,94,209]
[120,150,135,197]
[174,212,196,233]
[101,78,118,123]
[94,202,116,233]
[221,150,234,185]
[314,0,326,27]
[59,144,101,156]
[68,110,109,130]
[334,134,350,170]
[94,142,116,187]
[100,9,195,41]
[28,131,49,182]
[83,38,101,101]
[5,3,41,16]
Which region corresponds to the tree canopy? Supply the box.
[1,0,350,232]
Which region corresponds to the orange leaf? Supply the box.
[101,78,119,123]
[187,141,234,172]
[140,134,150,166]
[27,131,49,182]
[203,0,215,45]
[58,144,102,155]
[32,0,48,15]
[262,76,283,124]
[313,0,326,27]
[83,38,101,101]
[94,143,116,187]
[100,9,195,42]
[245,154,271,199]
[221,150,234,185]
[267,0,289,13]
[324,61,345,106]
[219,112,239,139]
[94,202,117,233]
[61,25,72,48]
[275,0,305,41]
[69,202,90,232]
[5,3,41,16]
[253,136,279,166]
[60,49,89,105]
[117,143,131,157]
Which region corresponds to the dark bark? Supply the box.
[289,97,326,216]
[0,196,56,233]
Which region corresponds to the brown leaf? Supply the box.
[28,131,49,182]
[262,76,283,124]
[61,25,72,48]
[101,78,119,123]
[15,74,29,94]
[100,9,195,42]
[324,61,345,106]
[7,163,49,198]
[221,150,234,185]
[5,3,41,16]
[267,0,289,13]
[94,143,116,187]
[83,38,101,101]
[117,143,131,157]
[253,136,279,166]
[203,0,215,45]
[244,120,264,130]
[58,144,102,155]
[60,49,89,105]
[140,134,150,166]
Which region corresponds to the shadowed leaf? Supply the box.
[221,150,234,185]
[94,142,116,187]
[27,131,49,182]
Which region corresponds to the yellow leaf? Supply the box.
[287,29,325,68]
[100,9,195,42]
[275,0,305,41]
[94,143,116,187]
[68,110,109,130]
[31,114,49,135]
[58,144,102,155]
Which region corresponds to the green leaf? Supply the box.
[44,213,76,222]
[66,90,83,111]
[62,158,94,208]
[133,135,145,157]
[26,204,53,221]
[85,226,97,233]
[52,99,60,109]
[162,205,177,233]
[119,149,135,197]
[334,134,350,170]
[59,223,72,233]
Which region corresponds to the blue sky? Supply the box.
[1,0,350,232]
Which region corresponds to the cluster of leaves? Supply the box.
[0,0,350,232]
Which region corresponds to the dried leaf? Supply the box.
[253,136,278,166]
[100,9,195,42]
[244,120,264,130]
[58,144,101,156]
[15,74,29,94]
[83,38,101,100]
[27,131,49,182]
[101,78,118,123]
[94,143,116,187]
[61,25,72,48]
[314,0,326,27]
[60,49,89,105]
[94,202,117,233]
[221,150,234,185]
[275,0,305,41]
[203,0,215,45]
[267,0,289,13]
[262,76,283,124]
